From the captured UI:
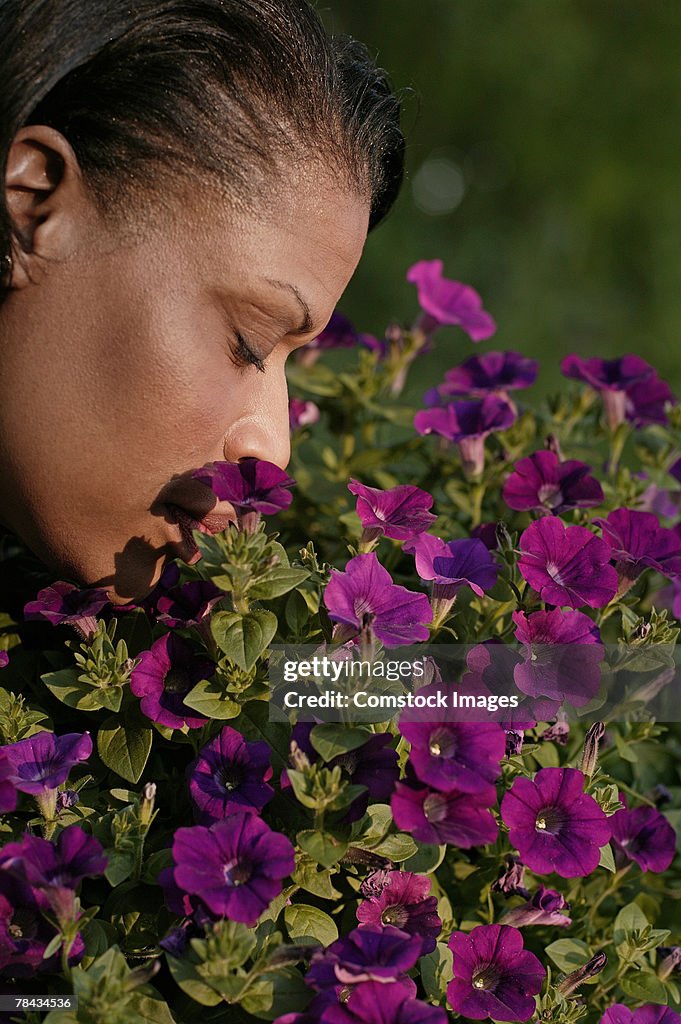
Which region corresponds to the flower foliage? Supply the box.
[0,260,680,1022]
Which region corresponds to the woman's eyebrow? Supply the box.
[264,277,315,334]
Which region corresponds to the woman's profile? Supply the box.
[0,0,404,605]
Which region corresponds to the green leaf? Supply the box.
[369,832,418,862]
[183,676,241,719]
[599,843,617,873]
[285,904,339,947]
[292,855,341,900]
[403,843,446,874]
[166,955,223,1006]
[97,713,153,784]
[42,667,122,713]
[545,938,592,973]
[621,970,668,1004]
[211,609,278,671]
[615,730,639,763]
[104,850,135,887]
[310,724,373,762]
[297,829,348,868]
[285,590,311,634]
[420,943,453,1003]
[126,993,176,1024]
[248,567,310,600]
[614,902,650,943]
[112,610,153,657]
[240,965,310,1020]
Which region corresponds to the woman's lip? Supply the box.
[164,502,238,566]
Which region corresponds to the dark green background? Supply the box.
[320,1,681,398]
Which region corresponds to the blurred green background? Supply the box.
[320,0,681,399]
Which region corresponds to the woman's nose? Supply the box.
[221,367,292,471]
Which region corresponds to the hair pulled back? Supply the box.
[0,0,404,267]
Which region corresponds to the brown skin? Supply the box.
[0,126,369,603]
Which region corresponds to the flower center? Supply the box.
[423,792,448,824]
[223,857,252,887]
[472,964,500,991]
[381,905,408,929]
[215,766,242,792]
[334,752,359,776]
[537,483,563,509]
[164,668,190,693]
[428,727,456,759]
[545,561,566,586]
[535,806,566,835]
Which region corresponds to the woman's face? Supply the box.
[0,162,370,603]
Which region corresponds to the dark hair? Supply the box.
[0,0,404,269]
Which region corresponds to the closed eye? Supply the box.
[231,332,266,374]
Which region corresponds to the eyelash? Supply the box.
[231,332,266,374]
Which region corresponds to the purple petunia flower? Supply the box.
[323,552,432,647]
[624,374,677,427]
[610,801,676,873]
[130,633,212,730]
[23,581,109,642]
[512,608,604,712]
[188,725,274,824]
[190,457,295,532]
[427,351,538,406]
[404,534,498,599]
[414,395,516,478]
[155,580,225,628]
[518,518,619,609]
[172,814,295,925]
[500,885,572,928]
[0,870,84,977]
[600,1007,681,1024]
[1,732,92,794]
[561,354,659,429]
[593,508,681,598]
[447,924,545,1022]
[306,924,422,992]
[407,260,496,341]
[399,699,505,794]
[0,826,107,923]
[501,767,612,877]
[392,781,499,847]
[503,450,604,515]
[0,651,8,668]
[318,980,447,1024]
[471,521,501,550]
[347,479,437,542]
[0,752,17,814]
[356,871,441,955]
[289,397,320,431]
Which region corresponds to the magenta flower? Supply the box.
[0,871,84,977]
[347,479,437,541]
[319,981,447,1024]
[471,521,501,550]
[306,924,422,992]
[155,579,224,628]
[500,885,572,928]
[446,924,545,1022]
[289,397,320,431]
[323,552,432,647]
[171,814,295,925]
[625,374,676,427]
[23,581,109,642]
[404,534,498,598]
[399,699,505,794]
[0,651,8,669]
[518,518,619,608]
[512,608,604,711]
[297,311,360,366]
[503,450,604,515]
[414,395,516,477]
[1,732,92,794]
[0,752,17,813]
[392,781,499,847]
[356,871,441,955]
[427,350,538,406]
[407,260,496,341]
[610,802,676,873]
[0,826,107,923]
[190,457,295,525]
[501,767,612,877]
[600,1007,681,1024]
[188,725,274,823]
[593,508,681,597]
[561,354,659,429]
[130,633,212,730]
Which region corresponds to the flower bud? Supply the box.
[556,952,607,996]
[580,722,606,777]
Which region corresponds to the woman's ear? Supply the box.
[5,124,87,287]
